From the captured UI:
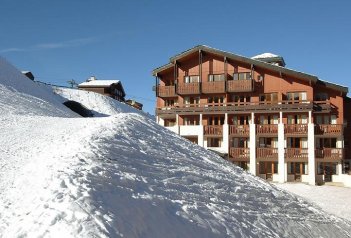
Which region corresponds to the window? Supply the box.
[316,115,330,124]
[183,117,199,126]
[231,115,250,125]
[208,138,221,147]
[232,95,250,103]
[164,99,177,107]
[287,114,307,124]
[315,93,328,101]
[231,138,249,148]
[287,137,307,148]
[208,96,224,104]
[184,75,200,83]
[316,138,337,148]
[184,96,199,105]
[259,93,278,102]
[288,162,307,175]
[164,119,176,127]
[259,162,278,175]
[233,72,251,80]
[286,92,307,102]
[208,116,225,125]
[208,74,224,82]
[259,137,278,148]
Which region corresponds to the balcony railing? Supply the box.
[285,148,308,159]
[177,82,200,95]
[156,100,318,115]
[315,124,343,136]
[256,124,278,135]
[227,80,253,92]
[257,148,278,159]
[229,125,250,136]
[285,124,308,135]
[157,86,176,97]
[202,81,225,93]
[229,147,250,159]
[204,125,223,136]
[315,148,343,159]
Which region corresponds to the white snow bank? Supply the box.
[275,183,351,222]
[0,57,74,117]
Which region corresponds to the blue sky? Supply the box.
[1,0,350,114]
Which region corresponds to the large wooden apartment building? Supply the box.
[152,45,351,185]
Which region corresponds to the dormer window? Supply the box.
[233,72,251,80]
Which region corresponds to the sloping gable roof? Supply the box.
[78,79,126,96]
[152,45,348,94]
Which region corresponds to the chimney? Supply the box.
[87,76,96,82]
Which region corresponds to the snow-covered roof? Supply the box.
[251,53,280,59]
[79,80,120,87]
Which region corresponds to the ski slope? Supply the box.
[1,57,351,237]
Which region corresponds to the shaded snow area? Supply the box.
[275,183,351,222]
[1,58,351,237]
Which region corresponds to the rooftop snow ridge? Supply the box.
[252,53,280,59]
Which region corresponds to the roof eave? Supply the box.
[153,45,319,84]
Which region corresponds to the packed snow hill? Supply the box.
[0,57,351,238]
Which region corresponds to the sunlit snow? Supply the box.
[1,57,351,237]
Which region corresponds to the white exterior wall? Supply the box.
[179,125,203,136]
[249,123,256,175]
[278,123,285,183]
[308,122,316,185]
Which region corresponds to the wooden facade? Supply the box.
[153,45,350,183]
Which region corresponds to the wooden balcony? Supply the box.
[227,79,253,93]
[285,148,308,159]
[204,125,223,136]
[202,81,225,94]
[229,125,250,136]
[315,124,343,136]
[285,124,308,135]
[315,148,343,160]
[156,101,314,116]
[229,147,250,159]
[257,148,278,159]
[256,124,278,135]
[157,86,176,97]
[177,82,200,95]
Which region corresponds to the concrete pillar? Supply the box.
[176,114,179,126]
[159,117,164,126]
[249,113,256,176]
[223,113,229,154]
[198,126,204,147]
[278,112,285,183]
[337,162,343,175]
[308,117,316,185]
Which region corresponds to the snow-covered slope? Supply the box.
[1,58,351,237]
[0,57,75,117]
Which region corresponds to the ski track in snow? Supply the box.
[1,59,351,237]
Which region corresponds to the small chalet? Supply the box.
[78,76,126,102]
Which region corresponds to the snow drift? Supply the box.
[1,57,351,238]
